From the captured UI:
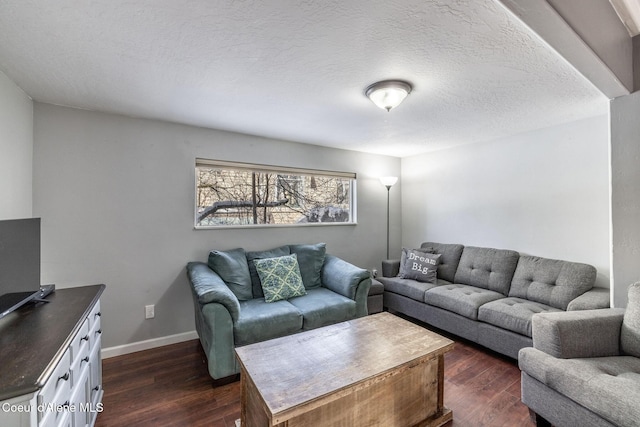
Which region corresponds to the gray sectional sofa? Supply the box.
[187,243,371,380]
[381,242,610,359]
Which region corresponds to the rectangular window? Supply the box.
[195,159,356,228]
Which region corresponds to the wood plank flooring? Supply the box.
[95,327,534,427]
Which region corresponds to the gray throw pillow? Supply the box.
[289,243,326,289]
[208,248,253,301]
[622,282,640,357]
[398,247,436,277]
[399,248,441,283]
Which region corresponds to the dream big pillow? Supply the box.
[399,248,441,284]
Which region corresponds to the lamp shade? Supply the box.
[365,80,412,111]
[379,176,398,188]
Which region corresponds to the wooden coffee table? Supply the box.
[235,312,454,427]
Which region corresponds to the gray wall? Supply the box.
[33,103,401,349]
[401,115,611,289]
[0,71,33,219]
[611,91,640,308]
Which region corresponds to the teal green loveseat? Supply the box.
[187,243,372,380]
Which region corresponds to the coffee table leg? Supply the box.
[240,371,247,426]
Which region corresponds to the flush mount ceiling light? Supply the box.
[365,80,412,112]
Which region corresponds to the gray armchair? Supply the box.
[519,283,640,427]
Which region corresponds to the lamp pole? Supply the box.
[379,177,398,260]
[385,184,392,259]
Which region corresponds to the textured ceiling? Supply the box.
[0,0,608,157]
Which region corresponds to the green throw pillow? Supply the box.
[246,245,291,298]
[254,254,307,303]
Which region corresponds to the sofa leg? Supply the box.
[529,409,552,427]
[211,373,240,387]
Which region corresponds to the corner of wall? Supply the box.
[633,34,640,92]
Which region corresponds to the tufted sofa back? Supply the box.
[454,246,520,295]
[509,255,596,310]
[421,242,464,282]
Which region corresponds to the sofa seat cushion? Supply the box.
[378,277,445,302]
[519,348,640,427]
[425,284,504,320]
[234,299,303,346]
[288,288,356,330]
[478,297,562,337]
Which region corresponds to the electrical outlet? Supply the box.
[145,304,155,319]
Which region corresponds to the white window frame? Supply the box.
[195,158,357,229]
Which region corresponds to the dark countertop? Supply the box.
[0,284,105,401]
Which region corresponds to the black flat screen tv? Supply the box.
[0,218,41,319]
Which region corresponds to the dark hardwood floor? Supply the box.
[95,326,534,427]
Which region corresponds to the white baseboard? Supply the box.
[102,330,199,359]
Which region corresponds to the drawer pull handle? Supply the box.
[81,335,89,341]
[82,356,90,363]
[95,312,101,317]
[93,386,100,391]
[58,372,70,382]
[97,329,102,334]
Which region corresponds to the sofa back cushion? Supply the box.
[208,248,253,301]
[421,242,464,283]
[454,246,519,295]
[509,255,596,310]
[289,243,326,289]
[622,282,640,357]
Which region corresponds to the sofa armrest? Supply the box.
[382,259,401,277]
[532,308,625,358]
[567,287,610,310]
[322,255,371,316]
[187,261,241,323]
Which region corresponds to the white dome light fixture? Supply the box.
[365,80,412,112]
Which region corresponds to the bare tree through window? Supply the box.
[195,161,355,227]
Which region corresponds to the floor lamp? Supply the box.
[380,176,398,260]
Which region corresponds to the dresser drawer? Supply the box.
[38,348,71,422]
[70,319,90,363]
[71,337,90,389]
[88,301,101,332]
[40,409,69,427]
[89,309,102,352]
[69,364,90,427]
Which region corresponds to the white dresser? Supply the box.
[0,285,105,427]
